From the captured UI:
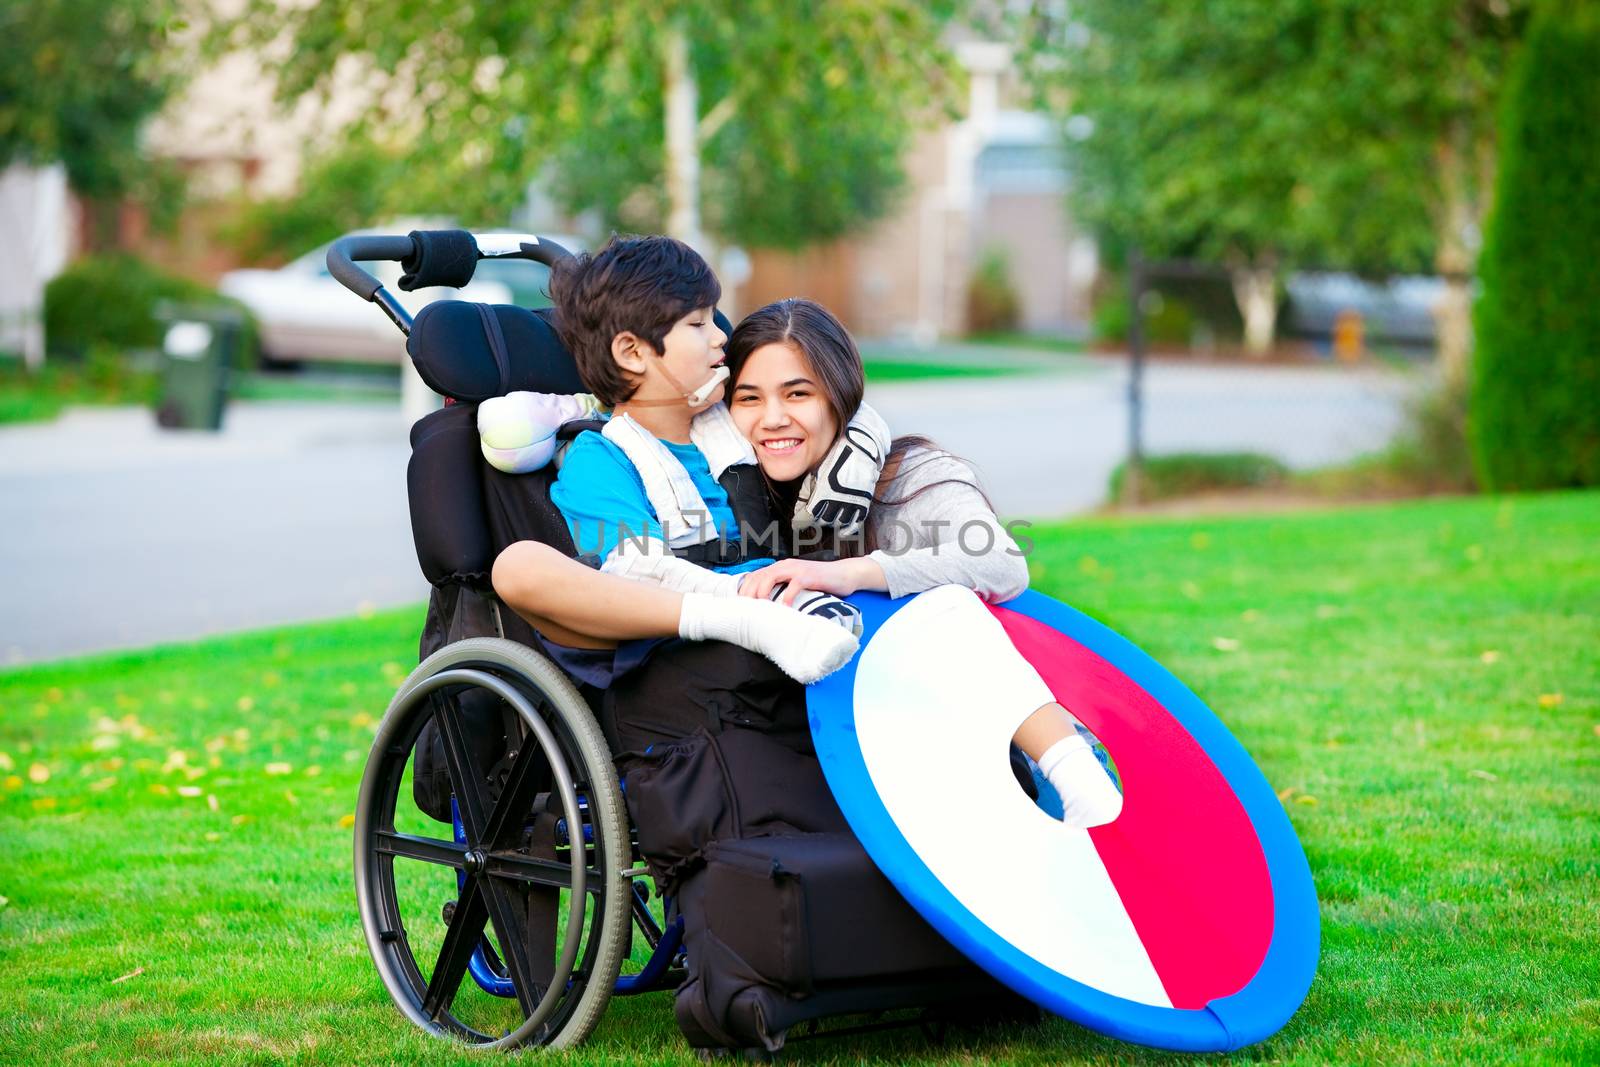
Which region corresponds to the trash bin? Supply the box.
[154,304,243,430]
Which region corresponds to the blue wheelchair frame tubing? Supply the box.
[449,798,684,998]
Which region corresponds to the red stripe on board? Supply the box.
[991,606,1273,1010]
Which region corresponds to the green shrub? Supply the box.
[44,254,258,368]
[0,346,159,424]
[965,246,1021,335]
[1299,380,1477,498]
[1107,451,1289,503]
[1090,273,1199,347]
[1471,2,1600,490]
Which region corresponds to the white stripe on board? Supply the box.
[852,585,1173,1008]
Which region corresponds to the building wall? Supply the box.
[733,44,1095,342]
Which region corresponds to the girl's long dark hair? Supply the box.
[724,298,993,557]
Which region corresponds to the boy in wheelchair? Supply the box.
[490,234,865,689]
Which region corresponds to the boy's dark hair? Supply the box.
[548,235,721,406]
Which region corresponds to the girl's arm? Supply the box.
[866,453,1029,602]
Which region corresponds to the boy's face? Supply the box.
[620,307,728,412]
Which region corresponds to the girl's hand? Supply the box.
[740,557,885,604]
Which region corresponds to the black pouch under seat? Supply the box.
[673,831,1000,1051]
[697,833,967,993]
[622,726,848,889]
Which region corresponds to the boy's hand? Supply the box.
[740,557,885,604]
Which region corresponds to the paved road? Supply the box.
[0,359,1418,665]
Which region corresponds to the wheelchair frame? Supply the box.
[339,233,691,1049]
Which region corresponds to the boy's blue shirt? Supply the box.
[549,430,774,576]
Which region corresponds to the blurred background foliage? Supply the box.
[0,0,190,245]
[1470,0,1600,491]
[221,0,964,252]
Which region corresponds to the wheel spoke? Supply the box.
[482,740,546,851]
[422,876,488,1021]
[483,851,574,890]
[480,880,544,1018]
[434,693,490,842]
[372,830,468,868]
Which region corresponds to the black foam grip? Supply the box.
[399,229,479,292]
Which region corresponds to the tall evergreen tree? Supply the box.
[1471,0,1600,490]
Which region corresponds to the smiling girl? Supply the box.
[723,299,1122,827]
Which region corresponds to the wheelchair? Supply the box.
[335,230,1029,1052]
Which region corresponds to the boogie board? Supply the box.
[807,587,1319,1052]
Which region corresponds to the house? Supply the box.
[735,41,1098,341]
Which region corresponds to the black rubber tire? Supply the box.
[354,637,631,1050]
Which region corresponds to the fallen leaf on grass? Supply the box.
[89,777,118,793]
[0,752,12,772]
[1593,724,1600,739]
[207,794,219,811]
[283,790,299,807]
[1276,787,1297,802]
[0,895,8,908]
[110,967,144,984]
[1211,636,1241,653]
[1538,693,1564,709]
[264,762,292,776]
[204,832,221,842]
[1480,650,1501,665]
[236,696,255,713]
[338,813,356,829]
[1469,769,1498,781]
[1294,795,1319,806]
[3,776,22,791]
[177,786,202,798]
[32,797,56,811]
[27,763,49,784]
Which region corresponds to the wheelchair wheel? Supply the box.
[353,637,632,1050]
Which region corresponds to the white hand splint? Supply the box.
[477,391,606,473]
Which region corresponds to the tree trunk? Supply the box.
[1433,125,1477,385]
[1229,259,1278,357]
[662,23,702,250]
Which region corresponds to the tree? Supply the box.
[1470,0,1600,490]
[0,0,187,246]
[229,1,964,258]
[1021,1,1525,361]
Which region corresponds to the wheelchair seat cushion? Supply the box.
[408,302,586,402]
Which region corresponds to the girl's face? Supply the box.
[729,341,840,483]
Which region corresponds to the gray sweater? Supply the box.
[865,448,1030,602]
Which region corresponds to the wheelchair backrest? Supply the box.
[405,302,585,590]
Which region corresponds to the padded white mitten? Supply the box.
[1038,734,1124,828]
[478,391,604,474]
[677,593,859,685]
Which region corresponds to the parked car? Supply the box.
[219,229,579,366]
[1283,272,1448,349]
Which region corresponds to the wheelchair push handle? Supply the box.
[327,230,577,337]
[327,230,577,300]
[327,235,416,302]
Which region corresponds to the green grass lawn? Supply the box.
[861,359,1024,382]
[2,492,1597,1064]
